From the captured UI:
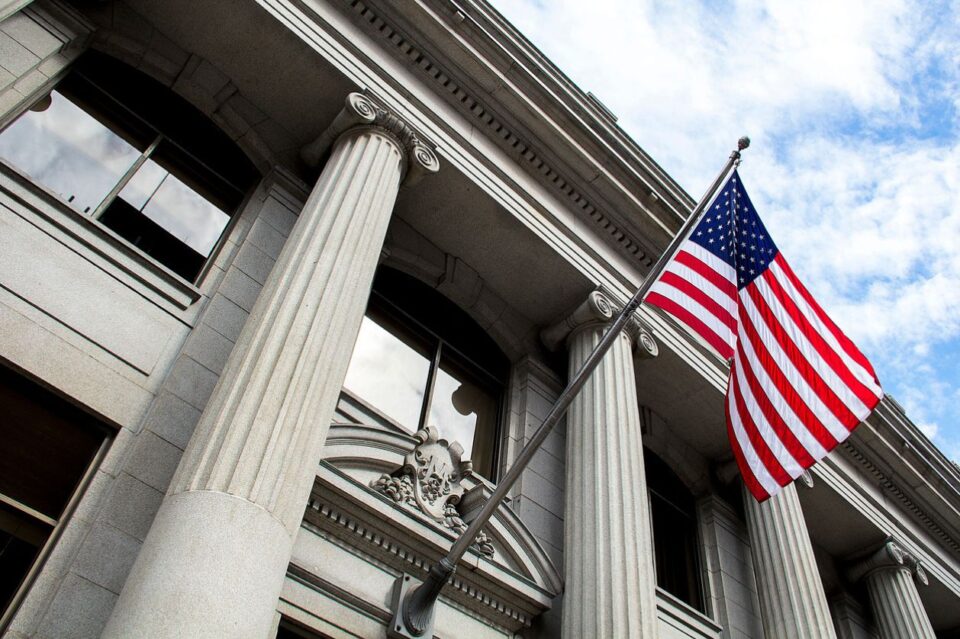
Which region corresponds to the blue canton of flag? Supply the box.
[646,170,883,501]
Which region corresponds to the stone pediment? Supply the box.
[299,423,562,632]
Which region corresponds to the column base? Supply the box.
[102,490,293,639]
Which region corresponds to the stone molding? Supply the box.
[301,92,440,185]
[848,539,929,586]
[841,439,960,556]
[76,2,293,174]
[320,423,562,594]
[303,496,526,632]
[540,290,658,358]
[295,423,564,632]
[381,217,538,361]
[341,0,668,268]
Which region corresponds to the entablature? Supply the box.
[324,0,696,272]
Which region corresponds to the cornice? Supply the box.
[840,438,960,558]
[338,0,696,270]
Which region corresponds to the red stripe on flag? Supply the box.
[730,363,792,486]
[774,255,880,384]
[726,386,770,501]
[746,284,860,428]
[659,271,737,332]
[736,341,817,467]
[760,269,879,412]
[737,302,840,451]
[675,250,738,300]
[646,292,734,359]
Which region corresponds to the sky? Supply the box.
[490,0,960,461]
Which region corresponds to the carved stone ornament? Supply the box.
[847,538,929,586]
[301,92,440,186]
[540,289,659,358]
[370,426,495,558]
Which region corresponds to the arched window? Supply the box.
[342,267,509,479]
[0,51,259,282]
[645,447,704,611]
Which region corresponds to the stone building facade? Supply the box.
[0,1,957,638]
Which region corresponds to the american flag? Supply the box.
[645,170,882,501]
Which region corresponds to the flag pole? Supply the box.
[388,136,751,639]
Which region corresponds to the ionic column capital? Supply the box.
[540,289,658,357]
[848,539,928,586]
[301,92,440,185]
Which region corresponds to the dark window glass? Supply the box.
[645,449,704,612]
[342,268,508,478]
[0,51,258,282]
[0,366,109,619]
[276,619,332,638]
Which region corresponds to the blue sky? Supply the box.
[491,0,960,461]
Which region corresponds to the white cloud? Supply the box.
[492,0,960,458]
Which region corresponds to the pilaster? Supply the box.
[101,93,438,639]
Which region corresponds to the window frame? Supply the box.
[359,289,507,478]
[0,368,113,632]
[644,448,707,613]
[0,53,257,286]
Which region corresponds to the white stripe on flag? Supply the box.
[754,274,870,417]
[768,260,882,402]
[684,242,738,282]
[732,352,805,478]
[727,382,780,496]
[649,280,736,346]
[666,260,737,318]
[739,290,851,442]
[737,326,830,459]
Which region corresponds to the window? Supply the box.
[645,448,705,612]
[0,366,111,624]
[0,51,259,282]
[342,268,509,479]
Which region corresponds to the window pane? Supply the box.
[0,501,51,613]
[427,354,499,476]
[0,365,107,617]
[117,156,231,256]
[343,315,432,431]
[0,90,142,214]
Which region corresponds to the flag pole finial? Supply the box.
[738,136,751,151]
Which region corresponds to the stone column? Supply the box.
[743,482,838,638]
[102,93,438,639]
[543,291,660,638]
[848,540,936,639]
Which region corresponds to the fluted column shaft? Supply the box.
[743,482,837,638]
[557,292,659,638]
[866,568,935,639]
[103,94,438,639]
[851,540,935,639]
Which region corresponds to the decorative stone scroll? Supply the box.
[540,289,658,358]
[301,92,440,186]
[371,426,495,557]
[848,539,936,639]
